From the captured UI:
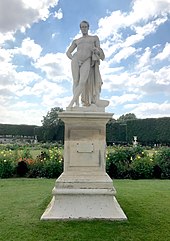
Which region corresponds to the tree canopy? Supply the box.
[117,113,137,123]
[41,107,63,127]
[40,107,64,142]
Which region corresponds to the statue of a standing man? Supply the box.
[66,20,105,108]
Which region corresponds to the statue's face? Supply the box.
[80,22,89,35]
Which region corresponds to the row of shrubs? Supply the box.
[0,144,169,179]
[106,146,170,179]
[0,145,63,178]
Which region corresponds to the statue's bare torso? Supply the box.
[71,35,100,63]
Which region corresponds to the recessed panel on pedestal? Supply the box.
[69,129,100,167]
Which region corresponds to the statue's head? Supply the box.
[80,20,89,29]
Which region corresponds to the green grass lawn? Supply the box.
[0,179,170,241]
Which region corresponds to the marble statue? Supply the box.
[66,20,108,109]
[41,22,127,221]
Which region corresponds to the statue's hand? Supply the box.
[93,47,100,55]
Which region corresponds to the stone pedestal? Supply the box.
[41,111,127,220]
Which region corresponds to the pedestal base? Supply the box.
[41,172,127,221]
[41,190,127,220]
[41,111,127,221]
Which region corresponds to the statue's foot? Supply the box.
[67,103,72,108]
[67,100,74,108]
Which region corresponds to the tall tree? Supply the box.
[117,113,137,123]
[41,107,64,142]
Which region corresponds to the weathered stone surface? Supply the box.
[41,111,127,221]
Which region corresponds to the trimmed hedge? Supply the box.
[106,117,170,146]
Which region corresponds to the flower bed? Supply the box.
[0,144,169,179]
[0,144,63,178]
[106,146,170,179]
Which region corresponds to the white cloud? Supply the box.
[34,52,71,81]
[0,60,42,96]
[0,32,15,45]
[13,38,42,61]
[125,101,170,119]
[97,0,170,44]
[14,77,66,100]
[0,104,45,125]
[136,47,151,69]
[94,0,169,71]
[126,66,170,95]
[35,79,65,97]
[54,8,63,20]
[130,0,170,22]
[14,71,41,86]
[156,66,170,86]
[0,50,16,86]
[112,47,136,63]
[0,0,59,34]
[0,75,67,125]
[135,16,168,35]
[123,17,167,48]
[110,93,142,106]
[42,95,71,109]
[0,48,12,63]
[154,42,170,61]
[97,10,127,41]
[102,71,130,92]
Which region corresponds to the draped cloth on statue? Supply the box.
[81,48,104,106]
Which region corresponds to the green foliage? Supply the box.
[1,116,169,145]
[0,144,169,180]
[126,117,170,145]
[20,147,32,159]
[41,107,63,127]
[0,107,64,143]
[40,107,64,142]
[153,147,170,179]
[106,117,170,145]
[0,159,15,178]
[28,147,63,178]
[106,146,150,179]
[0,149,18,178]
[0,123,37,136]
[106,146,170,179]
[0,144,63,179]
[117,113,137,123]
[106,122,120,143]
[131,156,154,179]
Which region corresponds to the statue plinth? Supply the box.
[41,110,127,220]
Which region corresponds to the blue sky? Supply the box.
[0,0,170,125]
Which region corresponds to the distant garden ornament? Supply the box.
[133,136,138,147]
